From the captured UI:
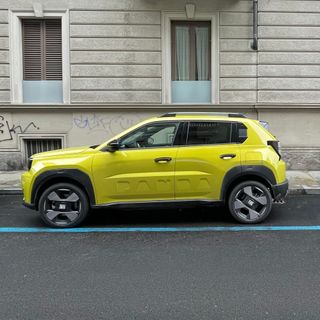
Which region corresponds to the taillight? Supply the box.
[268,140,281,159]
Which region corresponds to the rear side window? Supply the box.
[187,122,232,145]
[231,122,248,143]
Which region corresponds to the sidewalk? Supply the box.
[0,170,320,195]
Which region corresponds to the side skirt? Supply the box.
[91,200,224,211]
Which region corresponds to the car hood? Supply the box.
[31,146,93,159]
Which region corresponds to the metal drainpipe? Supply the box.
[251,0,258,50]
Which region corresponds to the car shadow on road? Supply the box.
[86,205,236,227]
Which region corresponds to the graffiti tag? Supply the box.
[0,115,40,142]
[73,113,141,135]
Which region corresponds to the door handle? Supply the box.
[154,157,172,164]
[220,154,236,160]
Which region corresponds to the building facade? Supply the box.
[0,0,319,170]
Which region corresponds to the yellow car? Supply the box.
[21,112,288,228]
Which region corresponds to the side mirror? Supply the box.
[106,140,120,152]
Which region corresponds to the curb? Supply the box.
[303,186,320,195]
[0,188,23,195]
[288,189,304,195]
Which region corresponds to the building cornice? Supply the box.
[0,104,320,111]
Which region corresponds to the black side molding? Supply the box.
[92,199,224,210]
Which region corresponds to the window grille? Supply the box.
[24,138,62,159]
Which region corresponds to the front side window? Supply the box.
[22,19,62,103]
[120,123,180,149]
[171,21,211,103]
[187,122,231,145]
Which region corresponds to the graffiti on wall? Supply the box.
[0,115,40,143]
[73,113,142,136]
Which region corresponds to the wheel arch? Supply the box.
[221,166,276,202]
[32,169,96,210]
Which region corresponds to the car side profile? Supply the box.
[21,112,288,228]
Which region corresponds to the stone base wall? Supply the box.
[0,152,24,170]
[283,148,320,171]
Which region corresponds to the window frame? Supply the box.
[174,121,248,147]
[9,10,70,104]
[171,20,212,82]
[116,121,183,151]
[162,12,219,104]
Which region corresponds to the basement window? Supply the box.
[24,138,62,159]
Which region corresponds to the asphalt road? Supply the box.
[1,195,320,319]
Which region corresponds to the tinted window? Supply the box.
[187,122,231,145]
[120,123,179,149]
[231,122,248,143]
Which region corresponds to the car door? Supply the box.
[175,121,242,201]
[92,121,182,204]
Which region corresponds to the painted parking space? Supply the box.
[2,225,320,233]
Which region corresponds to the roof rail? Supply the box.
[160,112,247,118]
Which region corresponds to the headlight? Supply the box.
[27,158,33,170]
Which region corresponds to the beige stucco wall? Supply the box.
[0,0,320,103]
[0,0,319,169]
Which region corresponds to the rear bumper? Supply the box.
[272,179,289,200]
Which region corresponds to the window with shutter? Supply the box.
[22,19,63,102]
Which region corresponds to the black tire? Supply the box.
[228,180,272,224]
[38,183,89,228]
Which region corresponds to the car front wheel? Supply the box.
[228,181,273,224]
[39,183,89,228]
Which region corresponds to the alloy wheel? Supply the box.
[233,185,269,222]
[43,188,82,226]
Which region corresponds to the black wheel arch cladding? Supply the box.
[32,169,96,209]
[221,165,277,201]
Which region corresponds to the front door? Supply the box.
[92,121,181,204]
[175,121,242,201]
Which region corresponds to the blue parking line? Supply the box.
[1,226,320,233]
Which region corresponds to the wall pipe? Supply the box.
[251,0,258,50]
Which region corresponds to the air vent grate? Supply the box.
[24,138,62,159]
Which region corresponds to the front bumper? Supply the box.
[23,201,35,210]
[272,179,289,201]
[21,171,33,206]
[21,171,36,210]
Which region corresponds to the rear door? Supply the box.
[175,121,242,201]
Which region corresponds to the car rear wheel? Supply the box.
[39,183,89,228]
[228,181,272,224]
